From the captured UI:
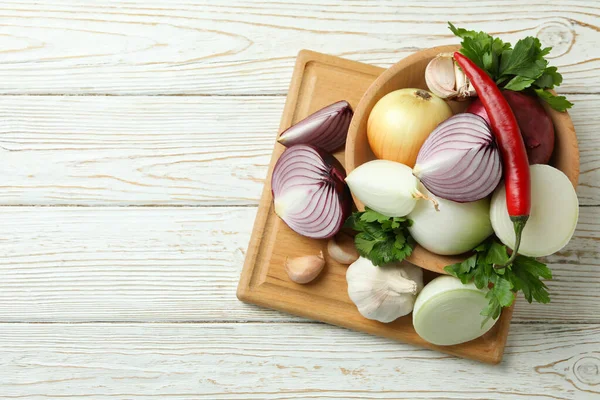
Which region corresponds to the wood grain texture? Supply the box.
[1,323,598,399]
[0,1,597,95]
[0,0,599,394]
[0,206,597,324]
[0,95,282,205]
[0,94,598,206]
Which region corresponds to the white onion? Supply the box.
[413,275,498,346]
[490,164,578,257]
[407,184,493,255]
[346,160,421,217]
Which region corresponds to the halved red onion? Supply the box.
[413,114,502,203]
[272,144,351,239]
[277,100,353,152]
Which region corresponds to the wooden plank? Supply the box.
[0,1,597,95]
[0,322,598,399]
[0,95,282,206]
[0,206,597,324]
[0,94,598,206]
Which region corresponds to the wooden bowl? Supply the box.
[345,45,580,274]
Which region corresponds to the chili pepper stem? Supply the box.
[494,216,529,269]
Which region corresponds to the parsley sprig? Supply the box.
[345,210,552,322]
[345,208,415,266]
[449,22,573,112]
[445,239,552,324]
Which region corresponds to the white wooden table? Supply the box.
[1,1,599,398]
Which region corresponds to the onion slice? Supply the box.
[272,144,352,239]
[413,276,498,346]
[413,113,502,202]
[490,164,578,257]
[277,100,353,152]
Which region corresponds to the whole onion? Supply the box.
[272,144,351,239]
[466,91,555,165]
[367,89,453,167]
[413,114,502,203]
[277,100,353,152]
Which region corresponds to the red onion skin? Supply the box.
[277,101,353,153]
[271,145,351,239]
[465,98,490,124]
[466,91,555,165]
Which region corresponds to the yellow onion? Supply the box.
[367,89,453,167]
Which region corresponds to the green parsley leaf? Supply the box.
[503,75,536,91]
[507,255,552,303]
[491,274,515,307]
[472,261,489,289]
[481,292,502,325]
[499,37,548,78]
[345,208,414,266]
[485,241,510,266]
[444,239,552,321]
[534,88,574,112]
[446,253,477,284]
[354,233,377,255]
[534,66,562,89]
[449,23,571,111]
[360,208,392,223]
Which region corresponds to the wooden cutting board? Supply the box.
[237,50,513,364]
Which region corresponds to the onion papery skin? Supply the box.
[413,113,502,203]
[277,100,353,152]
[271,144,352,239]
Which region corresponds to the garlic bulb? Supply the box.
[346,257,424,323]
[425,53,476,100]
[346,160,423,217]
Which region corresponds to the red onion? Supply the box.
[277,100,353,152]
[466,91,555,164]
[272,144,351,239]
[413,114,502,203]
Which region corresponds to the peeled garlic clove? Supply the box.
[285,251,325,284]
[425,53,457,99]
[327,233,359,265]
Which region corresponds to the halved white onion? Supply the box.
[413,276,498,346]
[490,164,578,257]
[407,184,493,255]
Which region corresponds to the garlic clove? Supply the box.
[285,251,325,284]
[425,53,457,99]
[454,62,477,99]
[327,233,359,265]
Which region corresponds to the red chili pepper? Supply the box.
[454,52,530,266]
